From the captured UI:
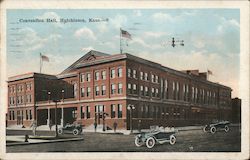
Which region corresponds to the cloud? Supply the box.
[133,10,142,17]
[152,12,175,22]
[144,31,168,39]
[217,17,239,33]
[74,27,96,40]
[81,46,94,52]
[17,27,62,53]
[110,15,127,29]
[96,22,108,33]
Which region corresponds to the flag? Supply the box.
[207,69,213,75]
[121,29,132,39]
[40,53,49,62]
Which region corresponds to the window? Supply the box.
[140,71,143,80]
[29,110,32,120]
[87,87,91,97]
[183,84,186,101]
[118,83,123,94]
[95,71,100,81]
[176,82,179,100]
[140,85,144,96]
[156,88,159,97]
[133,70,137,78]
[86,73,91,82]
[111,104,116,118]
[155,75,158,83]
[128,83,132,94]
[111,69,115,78]
[192,87,195,101]
[118,104,122,118]
[81,106,85,119]
[26,110,28,120]
[9,111,11,120]
[95,86,100,96]
[145,73,148,81]
[151,74,155,82]
[145,86,149,96]
[12,111,15,120]
[165,80,168,99]
[152,87,155,97]
[128,68,131,77]
[26,83,32,90]
[72,110,77,118]
[73,83,77,98]
[81,88,85,97]
[101,85,106,95]
[86,106,90,118]
[111,84,116,94]
[133,84,137,94]
[26,95,32,103]
[118,68,122,77]
[101,71,106,80]
[80,74,85,82]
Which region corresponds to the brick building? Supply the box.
[7,50,232,129]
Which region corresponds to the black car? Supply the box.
[203,121,230,134]
[58,123,83,135]
[135,129,177,148]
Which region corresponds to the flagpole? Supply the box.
[39,53,41,73]
[120,28,122,54]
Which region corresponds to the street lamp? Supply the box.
[48,91,51,103]
[53,99,60,138]
[61,89,64,102]
[127,104,135,134]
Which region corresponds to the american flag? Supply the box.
[121,29,132,39]
[207,69,213,75]
[40,53,49,62]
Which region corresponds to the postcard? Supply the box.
[0,1,249,160]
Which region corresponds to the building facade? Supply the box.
[7,50,232,129]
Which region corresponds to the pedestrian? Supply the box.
[49,120,52,131]
[113,122,117,133]
[94,122,97,132]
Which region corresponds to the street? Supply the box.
[6,126,240,152]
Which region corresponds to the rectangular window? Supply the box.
[118,83,123,94]
[118,104,122,118]
[128,83,132,94]
[95,71,100,81]
[73,83,77,98]
[87,87,91,97]
[111,104,116,118]
[156,88,159,97]
[155,75,158,83]
[101,71,106,80]
[101,85,106,95]
[145,86,149,96]
[140,71,143,80]
[26,110,28,120]
[80,74,85,82]
[128,68,131,77]
[86,73,91,82]
[133,70,137,78]
[72,110,77,119]
[86,106,90,118]
[95,86,99,96]
[152,87,155,97]
[118,68,122,77]
[9,111,11,120]
[111,69,115,78]
[111,84,116,94]
[133,84,137,94]
[151,74,155,82]
[140,85,144,96]
[81,88,85,97]
[29,110,32,120]
[12,111,15,120]
[81,106,85,119]
[145,73,148,81]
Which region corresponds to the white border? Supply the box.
[0,1,249,160]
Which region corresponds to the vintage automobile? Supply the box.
[203,121,230,134]
[134,129,177,149]
[58,123,83,135]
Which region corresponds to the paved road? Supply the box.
[6,127,240,152]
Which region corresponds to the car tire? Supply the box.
[73,129,79,135]
[135,136,144,147]
[203,126,208,132]
[224,125,229,132]
[210,127,216,134]
[146,137,155,149]
[58,128,63,135]
[169,135,176,145]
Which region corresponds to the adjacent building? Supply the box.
[7,50,233,129]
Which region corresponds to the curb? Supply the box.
[6,137,84,146]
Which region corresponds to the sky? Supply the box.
[7,9,240,97]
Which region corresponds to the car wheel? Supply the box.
[169,135,176,145]
[58,128,63,135]
[135,136,144,147]
[73,129,79,135]
[203,126,208,132]
[146,137,155,149]
[224,125,229,132]
[210,127,216,134]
